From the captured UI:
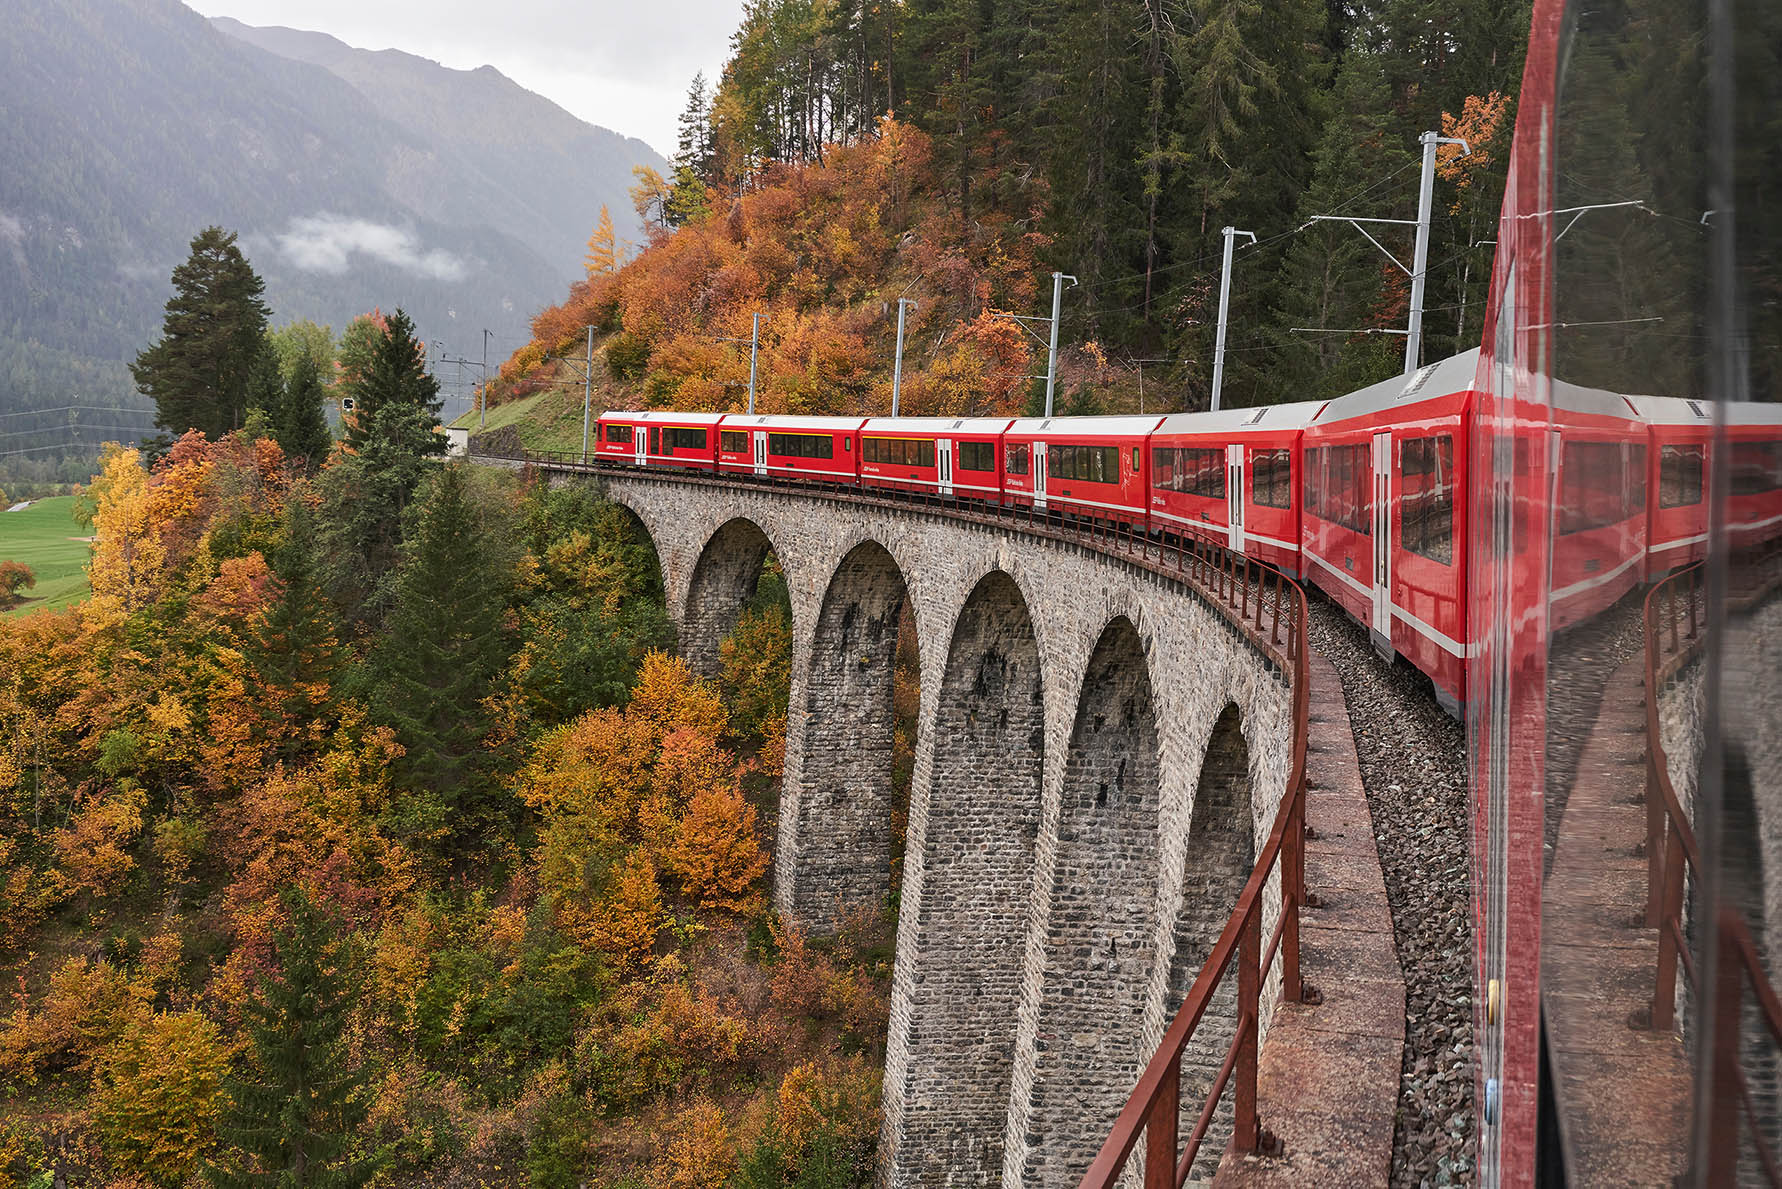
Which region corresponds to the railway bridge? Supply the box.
[504,458,1396,1187]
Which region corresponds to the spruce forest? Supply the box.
[1,0,1530,1185]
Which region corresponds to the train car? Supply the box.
[1001,415,1164,528]
[1724,401,1782,553]
[1546,380,1649,631]
[1302,350,1477,711]
[1148,401,1325,576]
[856,417,1016,501]
[1623,395,1711,579]
[594,410,725,470]
[713,415,868,483]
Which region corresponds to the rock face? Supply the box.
[592,471,1298,1187]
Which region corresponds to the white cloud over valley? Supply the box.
[275,214,468,281]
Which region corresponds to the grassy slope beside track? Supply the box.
[452,383,616,457]
[0,496,92,614]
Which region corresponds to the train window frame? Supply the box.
[769,432,835,460]
[1007,442,1030,475]
[1051,443,1121,485]
[1558,440,1630,534]
[1400,435,1455,565]
[668,427,708,451]
[606,424,633,445]
[649,427,661,456]
[958,440,996,472]
[1251,448,1292,510]
[1730,441,1782,496]
[1659,444,1704,508]
[864,436,934,467]
[721,430,748,453]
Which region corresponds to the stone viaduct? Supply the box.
[543,465,1300,1186]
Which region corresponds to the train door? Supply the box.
[634,427,647,467]
[1227,443,1246,552]
[752,431,768,477]
[1034,442,1049,510]
[938,438,954,496]
[1371,431,1394,647]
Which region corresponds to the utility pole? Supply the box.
[1044,271,1077,418]
[715,313,767,414]
[481,329,491,429]
[891,298,916,416]
[1307,130,1469,374]
[580,324,594,460]
[1210,228,1256,411]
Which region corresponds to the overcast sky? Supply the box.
[193,0,742,157]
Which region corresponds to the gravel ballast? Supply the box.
[1309,599,1475,1187]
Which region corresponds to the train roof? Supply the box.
[599,410,732,424]
[1154,399,1328,436]
[1620,395,1712,425]
[1006,414,1168,436]
[1308,349,1482,425]
[859,416,1017,435]
[1727,401,1782,428]
[1549,377,1643,419]
[719,414,872,431]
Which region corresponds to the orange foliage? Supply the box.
[583,850,665,973]
[92,1010,227,1184]
[52,783,147,899]
[774,1054,881,1160]
[0,957,153,1086]
[1439,91,1514,213]
[648,1098,735,1189]
[661,777,768,913]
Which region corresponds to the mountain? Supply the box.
[0,0,664,483]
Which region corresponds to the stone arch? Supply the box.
[895,569,1046,1185]
[780,539,915,931]
[1170,702,1257,1178]
[1023,615,1164,1184]
[681,517,781,677]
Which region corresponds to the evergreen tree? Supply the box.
[357,465,515,818]
[321,308,444,624]
[255,495,341,763]
[207,888,376,1189]
[131,227,271,438]
[274,354,335,472]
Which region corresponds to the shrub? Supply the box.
[92,1011,226,1185]
[606,333,651,383]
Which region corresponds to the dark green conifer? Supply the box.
[132,227,271,439]
[274,354,335,473]
[207,889,376,1189]
[255,495,342,763]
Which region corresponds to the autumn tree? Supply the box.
[94,1010,228,1186]
[268,319,336,387]
[585,206,621,277]
[630,166,672,235]
[357,465,515,823]
[131,227,271,439]
[0,561,34,610]
[208,888,377,1189]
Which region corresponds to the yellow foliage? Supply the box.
[774,1054,881,1162]
[628,651,728,744]
[0,956,152,1086]
[52,783,147,898]
[582,850,665,972]
[648,1098,735,1189]
[92,1010,226,1185]
[84,446,164,623]
[662,778,768,913]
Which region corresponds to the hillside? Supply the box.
[0,0,663,483]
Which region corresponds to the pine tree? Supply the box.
[255,495,341,763]
[132,227,271,439]
[341,309,440,454]
[584,206,620,276]
[274,354,335,472]
[358,465,515,814]
[207,888,376,1189]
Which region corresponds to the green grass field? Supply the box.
[0,496,92,614]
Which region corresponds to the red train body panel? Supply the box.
[594,411,724,470]
[712,415,867,482]
[1001,415,1163,526]
[857,417,1015,499]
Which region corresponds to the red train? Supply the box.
[595,377,1782,716]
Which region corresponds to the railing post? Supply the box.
[1235,906,1262,1154]
[1653,827,1686,1031]
[1645,751,1665,928]
[1283,777,1304,1002]
[1143,1061,1181,1189]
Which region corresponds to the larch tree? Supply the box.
[207,888,377,1189]
[585,206,620,276]
[131,227,271,439]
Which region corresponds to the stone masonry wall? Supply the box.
[580,473,1297,1188]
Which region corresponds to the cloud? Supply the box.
[275,214,467,281]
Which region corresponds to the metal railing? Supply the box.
[1641,561,1782,1186]
[483,447,1317,1183]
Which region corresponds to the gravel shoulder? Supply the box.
[1308,598,1475,1188]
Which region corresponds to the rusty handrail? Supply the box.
[1079,560,1312,1189]
[1642,564,1782,1186]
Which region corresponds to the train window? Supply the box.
[1304,446,1322,514]
[1051,444,1121,484]
[1152,447,1175,490]
[606,424,633,445]
[769,433,835,459]
[1132,448,1140,472]
[1628,443,1647,517]
[1152,447,1225,497]
[958,441,995,472]
[863,437,934,466]
[1252,449,1292,509]
[1659,445,1704,507]
[1401,436,1455,565]
[1558,441,1627,534]
[721,430,748,453]
[1730,441,1782,495]
[668,427,708,451]
[1007,443,1030,475]
[1307,443,1370,535]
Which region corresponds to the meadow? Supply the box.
[0,495,92,614]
